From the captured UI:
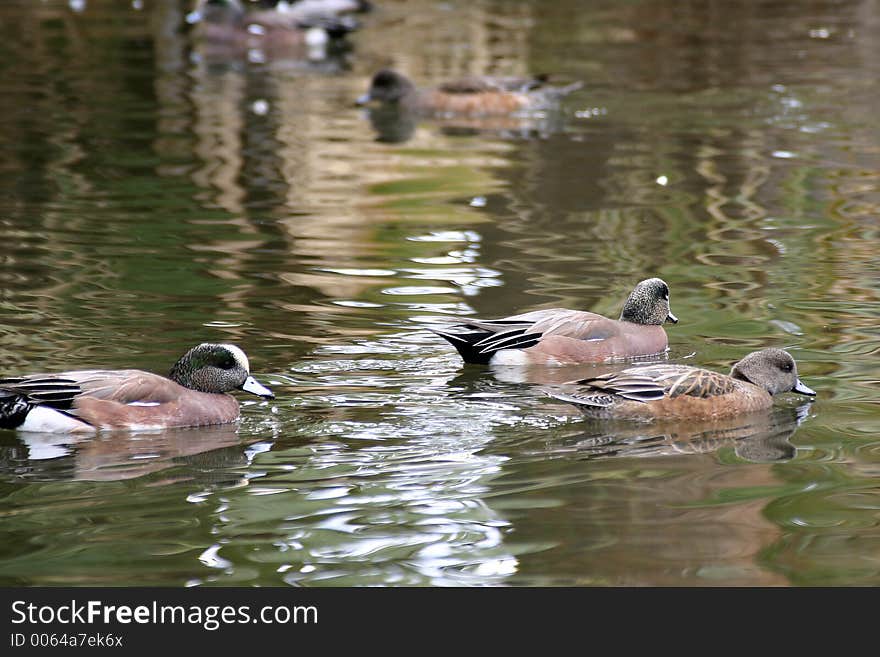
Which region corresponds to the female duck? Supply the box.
[550,348,816,421]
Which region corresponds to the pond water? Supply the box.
[1,0,879,587]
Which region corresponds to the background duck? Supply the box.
[356,69,583,116]
[186,0,368,52]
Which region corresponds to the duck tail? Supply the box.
[0,390,31,429]
[427,325,496,364]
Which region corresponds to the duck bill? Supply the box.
[793,379,816,397]
[241,376,275,399]
[355,93,372,106]
[666,311,679,324]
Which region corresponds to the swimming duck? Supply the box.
[430,278,678,366]
[549,348,816,421]
[0,343,274,433]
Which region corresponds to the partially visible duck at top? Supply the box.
[430,278,678,367]
[187,0,370,41]
[356,69,583,116]
[549,348,816,422]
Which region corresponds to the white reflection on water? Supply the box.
[174,342,555,586]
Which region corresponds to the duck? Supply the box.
[355,69,583,116]
[186,0,367,44]
[549,348,816,421]
[430,278,678,366]
[0,343,274,433]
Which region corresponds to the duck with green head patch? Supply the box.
[0,343,274,433]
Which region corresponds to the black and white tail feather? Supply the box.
[0,377,81,429]
[428,317,545,364]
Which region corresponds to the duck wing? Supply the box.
[0,370,182,411]
[553,364,738,408]
[551,371,668,408]
[0,375,85,411]
[66,370,185,405]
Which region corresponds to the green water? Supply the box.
[1,0,879,586]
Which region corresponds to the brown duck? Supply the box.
[550,348,816,421]
[356,69,583,116]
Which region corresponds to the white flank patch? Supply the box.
[220,344,250,373]
[127,401,161,407]
[19,406,94,433]
[489,350,532,366]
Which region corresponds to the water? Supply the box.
[1,0,879,586]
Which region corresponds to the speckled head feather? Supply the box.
[618,278,678,326]
[730,348,815,396]
[168,343,252,394]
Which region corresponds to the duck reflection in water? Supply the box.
[558,403,813,463]
[0,424,267,484]
[186,0,369,67]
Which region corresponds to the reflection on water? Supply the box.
[360,102,576,144]
[1,0,880,586]
[1,424,250,483]
[548,403,812,463]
